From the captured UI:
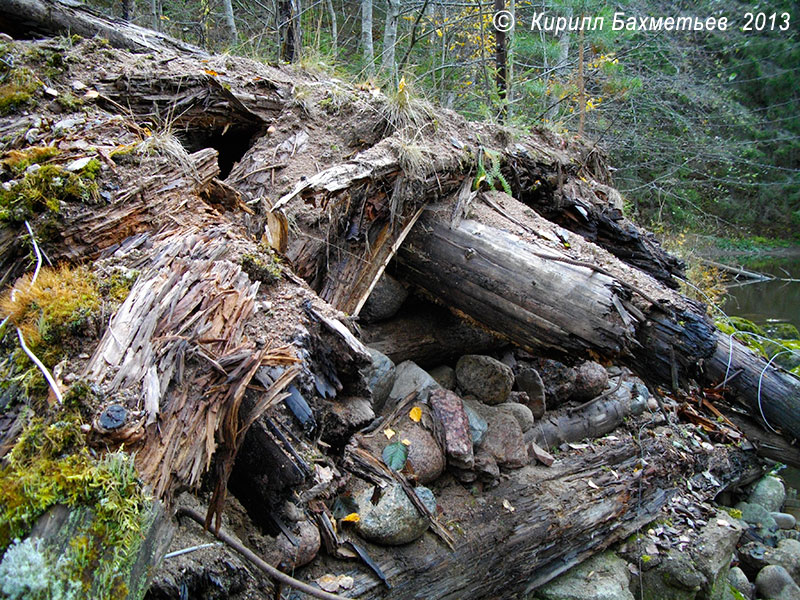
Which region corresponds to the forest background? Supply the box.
[84,0,800,242]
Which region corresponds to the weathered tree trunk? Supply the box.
[304,434,760,599]
[381,0,399,77]
[0,0,202,55]
[494,0,507,120]
[394,199,800,443]
[326,0,337,57]
[221,0,237,42]
[121,0,134,22]
[361,0,374,75]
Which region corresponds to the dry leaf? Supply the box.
[204,69,219,77]
[401,438,411,446]
[409,406,422,422]
[587,480,599,489]
[383,428,396,440]
[342,512,360,523]
[317,574,340,592]
[502,499,515,512]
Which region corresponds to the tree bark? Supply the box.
[121,0,134,22]
[394,199,800,443]
[381,0,400,77]
[494,0,507,121]
[0,0,203,54]
[303,433,760,599]
[221,0,238,42]
[326,0,337,57]
[361,0,374,75]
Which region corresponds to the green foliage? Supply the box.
[474,148,511,195]
[382,441,408,471]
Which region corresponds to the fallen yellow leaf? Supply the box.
[342,512,360,523]
[401,438,411,446]
[383,428,396,440]
[409,406,422,422]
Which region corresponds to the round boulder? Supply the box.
[755,565,800,600]
[748,475,786,512]
[572,361,609,401]
[355,483,436,545]
[456,355,513,405]
[514,368,546,418]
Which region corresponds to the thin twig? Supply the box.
[17,328,63,403]
[164,542,222,559]
[24,221,42,287]
[177,507,351,600]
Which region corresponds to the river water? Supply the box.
[721,254,800,330]
[719,252,800,497]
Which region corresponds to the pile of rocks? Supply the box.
[530,473,800,600]
[351,347,653,547]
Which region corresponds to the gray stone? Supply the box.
[474,447,500,485]
[748,475,786,512]
[637,549,706,600]
[360,419,444,484]
[767,539,800,583]
[275,519,320,569]
[354,483,436,546]
[755,565,800,600]
[456,355,514,406]
[462,402,487,447]
[772,512,797,530]
[360,273,408,323]
[467,401,529,469]
[572,361,609,401]
[323,397,375,442]
[532,551,633,600]
[736,502,779,532]
[497,402,534,433]
[428,365,456,390]
[728,567,752,600]
[362,348,396,412]
[386,360,441,413]
[692,510,745,589]
[515,367,546,418]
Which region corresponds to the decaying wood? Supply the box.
[708,332,800,448]
[505,147,685,287]
[0,0,206,56]
[0,148,220,288]
[394,199,800,443]
[177,506,351,600]
[305,433,760,599]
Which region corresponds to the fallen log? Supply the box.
[299,433,761,599]
[0,0,205,55]
[394,194,800,443]
[505,147,686,287]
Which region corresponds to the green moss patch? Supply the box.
[0,160,100,223]
[0,67,42,115]
[241,244,283,284]
[0,409,151,599]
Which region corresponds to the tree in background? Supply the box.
[88,0,799,237]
